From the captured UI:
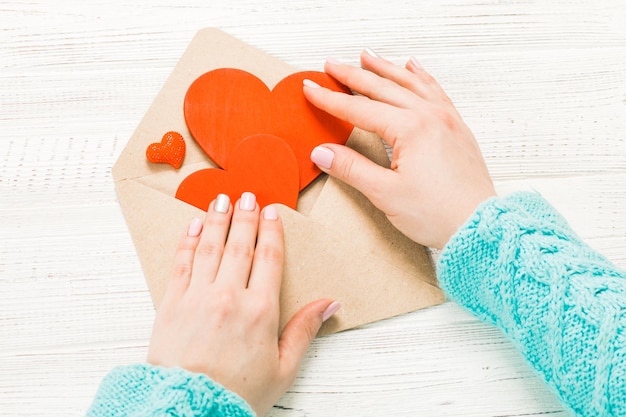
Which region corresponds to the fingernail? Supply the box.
[214,193,230,213]
[364,47,379,58]
[326,56,341,65]
[322,301,341,322]
[187,217,203,237]
[303,79,321,89]
[310,146,334,169]
[409,56,423,70]
[263,205,278,221]
[239,192,256,211]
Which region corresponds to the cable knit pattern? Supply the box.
[86,364,255,417]
[438,192,626,416]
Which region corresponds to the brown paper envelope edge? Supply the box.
[114,178,445,335]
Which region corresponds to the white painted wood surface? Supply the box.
[2,1,625,415]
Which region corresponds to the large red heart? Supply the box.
[175,134,299,210]
[184,69,353,190]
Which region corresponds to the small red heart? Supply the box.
[146,131,186,169]
[184,69,353,190]
[175,134,299,210]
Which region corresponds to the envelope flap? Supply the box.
[115,176,444,334]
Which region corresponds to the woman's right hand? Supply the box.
[304,50,496,249]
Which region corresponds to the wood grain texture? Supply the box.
[1,0,625,416]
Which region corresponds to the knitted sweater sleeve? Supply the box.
[437,192,626,416]
[85,364,255,417]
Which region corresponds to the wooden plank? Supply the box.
[1,0,625,416]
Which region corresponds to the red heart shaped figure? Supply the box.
[175,134,299,211]
[184,69,353,190]
[146,131,186,169]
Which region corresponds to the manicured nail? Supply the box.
[303,79,321,89]
[326,56,341,65]
[364,47,379,58]
[310,146,334,169]
[322,301,341,322]
[239,192,256,211]
[187,217,203,237]
[409,56,423,70]
[263,205,278,221]
[214,193,230,213]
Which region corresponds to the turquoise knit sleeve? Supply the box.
[437,192,626,416]
[85,364,255,417]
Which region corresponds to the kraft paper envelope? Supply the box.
[112,28,444,334]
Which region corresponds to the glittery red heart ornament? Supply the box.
[146,131,186,169]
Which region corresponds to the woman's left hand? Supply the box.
[147,193,339,416]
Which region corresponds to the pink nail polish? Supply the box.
[364,47,379,58]
[409,56,423,70]
[239,192,256,211]
[322,301,341,322]
[187,217,203,237]
[310,146,334,169]
[263,205,279,221]
[303,79,321,89]
[214,193,230,213]
[326,56,341,65]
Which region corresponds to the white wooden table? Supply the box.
[2,1,625,416]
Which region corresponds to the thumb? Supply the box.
[311,144,393,208]
[278,299,340,378]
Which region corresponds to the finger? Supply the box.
[403,57,455,106]
[278,299,340,381]
[310,144,397,212]
[161,217,203,306]
[303,80,408,147]
[188,194,232,292]
[215,192,260,288]
[406,55,423,73]
[324,58,420,109]
[359,50,446,104]
[247,205,284,301]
